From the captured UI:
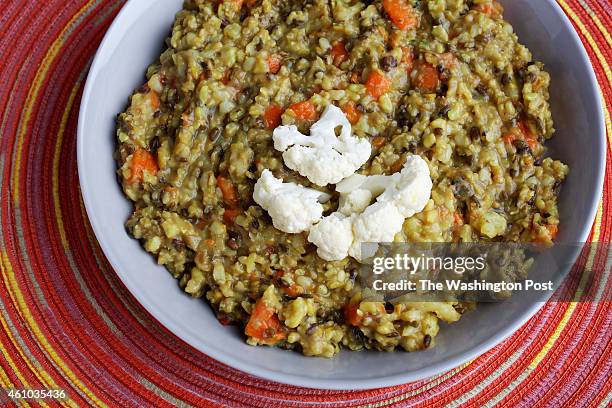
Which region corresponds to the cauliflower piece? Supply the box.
[307,155,432,261]
[378,155,433,218]
[337,155,432,218]
[307,202,404,262]
[337,174,387,216]
[349,202,405,260]
[273,105,372,186]
[338,189,372,216]
[307,213,354,261]
[253,170,331,234]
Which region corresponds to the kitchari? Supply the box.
[115,0,568,357]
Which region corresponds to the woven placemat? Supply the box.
[0,0,610,406]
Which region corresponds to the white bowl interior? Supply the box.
[78,0,605,390]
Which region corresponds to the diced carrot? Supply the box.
[205,239,216,248]
[372,136,387,149]
[274,270,302,297]
[505,120,539,151]
[289,100,318,121]
[533,224,559,244]
[149,91,160,111]
[195,219,208,230]
[402,47,414,71]
[128,149,158,183]
[330,41,349,67]
[217,176,239,207]
[548,225,559,239]
[414,63,439,92]
[365,70,392,100]
[223,208,241,225]
[220,69,231,85]
[245,298,286,345]
[475,1,504,18]
[268,54,282,74]
[284,283,302,298]
[502,132,517,145]
[525,137,539,152]
[264,104,284,129]
[439,52,457,70]
[350,71,360,84]
[343,302,363,326]
[453,212,464,226]
[342,102,361,125]
[390,158,405,173]
[518,120,533,138]
[518,120,539,151]
[383,0,418,30]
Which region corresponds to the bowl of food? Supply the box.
[78,0,605,389]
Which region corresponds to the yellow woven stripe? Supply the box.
[1,252,75,408]
[0,343,50,408]
[1,80,80,405]
[1,251,102,407]
[528,0,612,369]
[6,0,108,404]
[529,200,603,369]
[0,261,53,408]
[0,346,22,407]
[578,0,612,49]
[0,306,28,390]
[0,321,31,389]
[528,302,577,370]
[1,256,55,388]
[0,335,52,408]
[11,0,98,203]
[52,81,111,408]
[0,363,12,388]
[557,0,612,150]
[558,0,612,86]
[0,361,53,407]
[604,89,612,150]
[53,81,82,250]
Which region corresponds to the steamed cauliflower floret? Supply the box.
[253,170,331,233]
[349,202,405,260]
[338,189,373,216]
[336,155,432,219]
[307,213,354,261]
[378,155,433,218]
[273,105,372,186]
[307,155,432,261]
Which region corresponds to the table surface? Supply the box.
[0,1,610,406]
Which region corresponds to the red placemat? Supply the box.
[0,1,610,406]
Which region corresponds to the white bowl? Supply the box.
[77,0,605,390]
